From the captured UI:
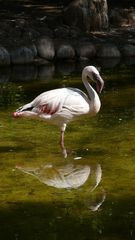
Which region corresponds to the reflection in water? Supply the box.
[56,61,76,76]
[90,163,102,191]
[0,58,135,84]
[0,67,11,83]
[11,65,38,82]
[0,64,55,83]
[16,162,106,211]
[97,57,120,68]
[86,191,106,212]
[16,164,91,189]
[37,64,55,81]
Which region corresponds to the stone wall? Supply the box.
[63,0,109,31]
[110,8,135,27]
[0,28,135,66]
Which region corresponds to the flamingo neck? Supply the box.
[82,73,101,115]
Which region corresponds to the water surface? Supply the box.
[0,64,135,240]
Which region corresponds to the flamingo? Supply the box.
[13,66,104,155]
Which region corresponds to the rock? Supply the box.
[36,37,55,60]
[26,29,40,40]
[10,47,35,64]
[0,47,10,65]
[29,44,38,58]
[63,0,89,31]
[37,27,53,38]
[110,8,127,27]
[54,26,70,38]
[76,42,96,59]
[128,12,135,26]
[127,38,135,45]
[110,8,135,27]
[97,44,121,58]
[56,43,75,60]
[69,27,82,38]
[63,0,108,31]
[122,44,135,57]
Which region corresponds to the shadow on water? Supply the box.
[0,199,134,240]
[1,198,135,240]
[0,145,34,153]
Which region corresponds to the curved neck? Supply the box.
[82,71,97,100]
[82,72,101,114]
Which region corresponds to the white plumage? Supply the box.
[13,66,104,152]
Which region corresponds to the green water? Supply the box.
[0,65,135,240]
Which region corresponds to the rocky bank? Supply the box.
[0,2,135,66]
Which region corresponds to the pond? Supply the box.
[0,62,135,240]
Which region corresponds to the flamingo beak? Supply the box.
[96,76,104,93]
[91,71,104,93]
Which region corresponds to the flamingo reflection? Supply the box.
[16,162,106,211]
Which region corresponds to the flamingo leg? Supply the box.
[59,123,67,158]
[60,131,67,158]
[60,130,65,149]
[13,111,37,118]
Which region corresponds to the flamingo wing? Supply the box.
[31,88,67,115]
[15,88,89,119]
[16,88,68,117]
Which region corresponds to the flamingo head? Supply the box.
[84,66,104,93]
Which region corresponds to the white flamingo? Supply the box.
[13,66,104,155]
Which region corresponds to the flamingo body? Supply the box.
[14,88,90,118]
[13,66,104,152]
